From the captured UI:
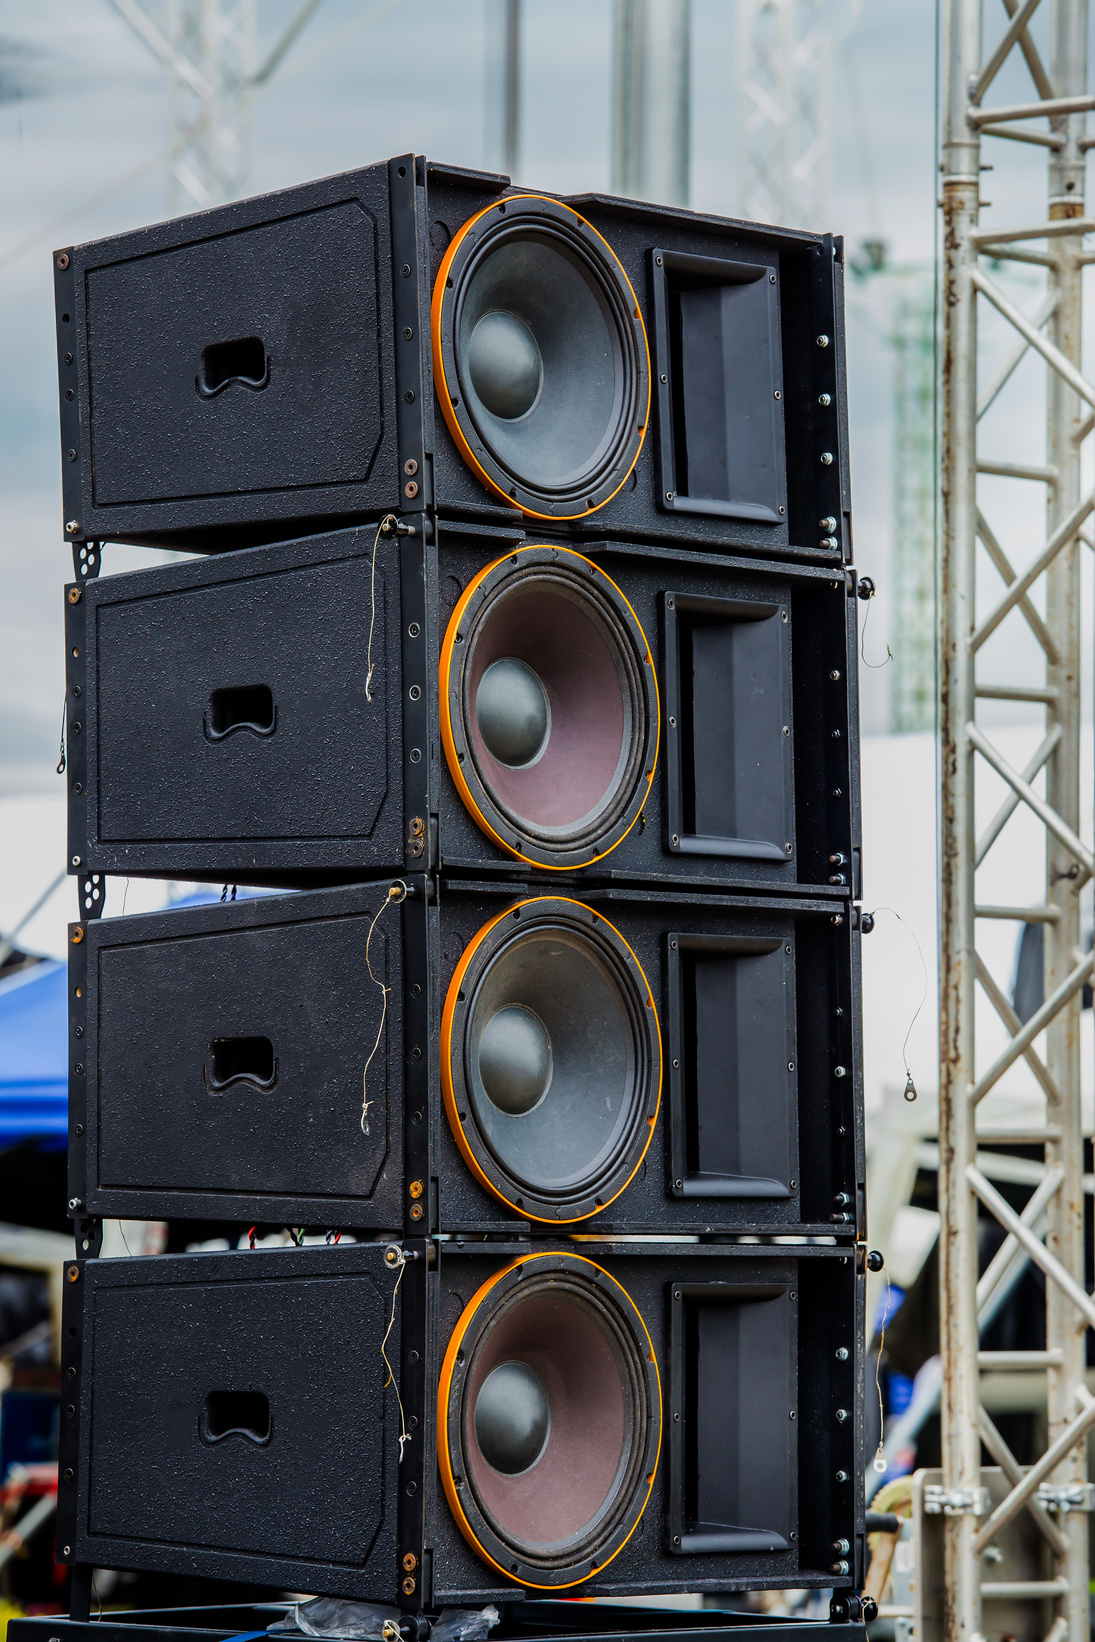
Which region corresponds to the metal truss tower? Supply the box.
[108,0,256,211]
[737,0,829,228]
[890,271,937,734]
[939,1,1094,1640]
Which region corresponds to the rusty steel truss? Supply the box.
[939,1,1095,1640]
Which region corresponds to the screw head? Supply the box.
[817,334,830,348]
[67,587,81,604]
[835,1346,848,1360]
[403,1552,418,1572]
[409,1179,424,1199]
[71,855,81,866]
[830,669,841,681]
[66,1265,79,1283]
[65,520,80,534]
[820,450,834,465]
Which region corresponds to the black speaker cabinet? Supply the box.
[56,155,849,564]
[56,1240,865,1605]
[64,521,860,900]
[66,876,864,1238]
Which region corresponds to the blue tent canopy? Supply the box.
[0,960,67,1151]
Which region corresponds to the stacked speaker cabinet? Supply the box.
[54,153,868,1620]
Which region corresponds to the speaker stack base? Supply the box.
[51,151,869,1633]
[11,1604,869,1642]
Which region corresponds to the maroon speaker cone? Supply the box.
[443,547,658,870]
[439,1255,661,1587]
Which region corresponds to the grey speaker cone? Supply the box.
[477,1004,553,1116]
[436,201,649,517]
[448,900,660,1221]
[467,312,544,421]
[476,656,550,769]
[474,1360,551,1475]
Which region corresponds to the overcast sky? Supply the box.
[0,0,951,797]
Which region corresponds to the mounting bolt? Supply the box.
[57,253,70,270]
[409,1179,424,1199]
[71,855,81,867]
[835,1407,849,1423]
[65,520,80,534]
[857,576,876,601]
[820,516,837,531]
[866,1249,885,1273]
[834,1064,847,1078]
[67,1265,80,1283]
[402,1577,416,1597]
[860,912,875,934]
[402,1552,418,1572]
[835,1346,849,1361]
[68,1197,83,1211]
[67,587,81,604]
[833,1538,850,1554]
[820,451,834,465]
[830,669,841,681]
[817,334,830,348]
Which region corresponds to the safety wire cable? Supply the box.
[382,1247,411,1461]
[361,882,407,1135]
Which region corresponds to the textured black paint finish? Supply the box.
[60,1244,400,1596]
[57,165,397,550]
[72,882,405,1229]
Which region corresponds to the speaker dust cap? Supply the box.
[442,897,661,1224]
[432,197,651,520]
[438,1253,661,1588]
[441,546,658,871]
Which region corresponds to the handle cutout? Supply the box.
[204,684,276,742]
[201,1389,270,1445]
[197,336,270,398]
[204,1035,277,1093]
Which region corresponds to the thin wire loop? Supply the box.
[365,514,397,704]
[866,905,928,1100]
[361,882,407,1135]
[873,1275,893,1473]
[860,592,893,669]
[381,1249,411,1460]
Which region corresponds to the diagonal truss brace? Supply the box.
[967,723,1093,882]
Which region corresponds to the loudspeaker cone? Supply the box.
[442,897,661,1223]
[441,546,659,870]
[432,197,650,519]
[438,1253,661,1587]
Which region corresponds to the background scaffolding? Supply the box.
[938,1,1094,1639]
